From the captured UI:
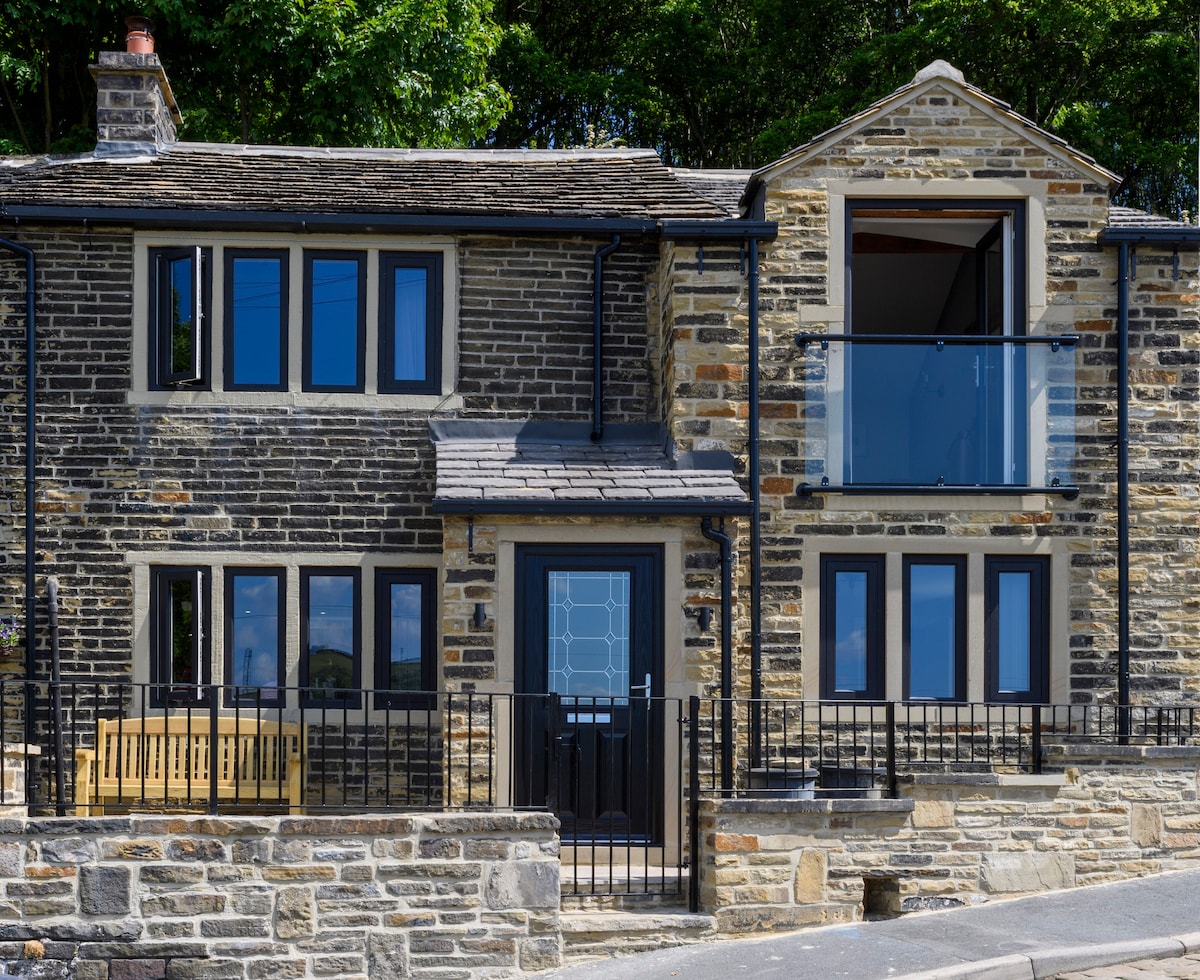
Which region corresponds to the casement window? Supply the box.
[224,568,285,705]
[904,556,966,701]
[150,566,210,706]
[224,249,288,391]
[813,549,1053,703]
[300,568,362,708]
[379,252,442,394]
[303,251,367,392]
[149,247,211,389]
[985,556,1049,702]
[374,569,436,709]
[819,555,885,699]
[142,240,447,396]
[146,562,437,710]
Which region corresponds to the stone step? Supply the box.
[560,909,718,964]
[560,863,688,910]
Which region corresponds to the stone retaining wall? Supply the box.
[0,812,560,980]
[700,747,1200,933]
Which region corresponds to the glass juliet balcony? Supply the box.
[795,333,1078,496]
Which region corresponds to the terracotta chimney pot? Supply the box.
[124,16,155,54]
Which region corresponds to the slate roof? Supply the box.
[671,168,753,218]
[1107,206,1198,233]
[0,144,728,222]
[429,421,750,515]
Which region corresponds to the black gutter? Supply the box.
[747,236,763,768]
[1116,243,1131,738]
[0,237,35,688]
[432,498,753,517]
[700,517,734,793]
[1,205,779,241]
[1100,227,1200,245]
[591,236,622,441]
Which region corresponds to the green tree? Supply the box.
[0,0,509,152]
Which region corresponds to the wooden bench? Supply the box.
[75,715,305,816]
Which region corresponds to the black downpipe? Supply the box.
[747,237,763,768]
[591,236,622,442]
[701,516,733,793]
[0,238,36,760]
[1117,244,1131,739]
[47,578,66,813]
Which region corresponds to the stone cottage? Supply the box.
[0,26,1197,978]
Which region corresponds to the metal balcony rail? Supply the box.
[794,332,1079,495]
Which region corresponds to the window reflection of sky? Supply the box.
[310,261,359,387]
[997,572,1032,691]
[833,571,867,692]
[231,258,283,386]
[392,268,426,381]
[231,574,279,693]
[908,564,957,699]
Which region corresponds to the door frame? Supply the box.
[490,523,687,862]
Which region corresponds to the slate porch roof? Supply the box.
[0,144,728,222]
[429,421,750,516]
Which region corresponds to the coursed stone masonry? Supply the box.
[0,812,560,980]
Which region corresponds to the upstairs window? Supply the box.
[149,247,210,389]
[142,241,447,396]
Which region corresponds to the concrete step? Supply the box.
[560,909,718,964]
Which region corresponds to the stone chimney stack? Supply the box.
[89,17,182,156]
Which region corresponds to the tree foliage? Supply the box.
[0,0,509,152]
[0,0,1196,216]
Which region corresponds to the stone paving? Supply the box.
[1056,953,1200,979]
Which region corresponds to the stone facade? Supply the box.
[0,812,560,979]
[701,745,1200,933]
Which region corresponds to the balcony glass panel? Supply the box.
[799,336,1075,490]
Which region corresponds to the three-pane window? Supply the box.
[148,245,443,393]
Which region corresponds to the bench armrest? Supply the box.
[74,748,95,817]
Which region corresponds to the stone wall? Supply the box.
[0,812,560,980]
[700,745,1200,933]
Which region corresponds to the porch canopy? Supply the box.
[429,420,750,516]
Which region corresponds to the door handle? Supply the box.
[629,672,651,695]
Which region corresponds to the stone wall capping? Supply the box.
[706,798,915,815]
[899,772,1067,789]
[1044,744,1200,764]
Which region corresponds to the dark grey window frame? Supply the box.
[902,555,967,702]
[373,568,437,710]
[148,246,211,390]
[302,250,367,393]
[150,565,210,707]
[819,554,885,700]
[984,555,1049,702]
[378,251,443,394]
[300,566,362,708]
[224,566,287,707]
[223,248,289,392]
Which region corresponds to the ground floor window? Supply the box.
[144,560,437,708]
[814,549,1052,703]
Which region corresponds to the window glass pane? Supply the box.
[547,570,630,699]
[168,577,197,685]
[908,564,958,699]
[997,571,1032,692]
[833,570,868,693]
[309,259,360,388]
[391,266,427,382]
[167,255,195,376]
[386,582,425,692]
[306,574,356,695]
[231,573,280,701]
[230,257,283,386]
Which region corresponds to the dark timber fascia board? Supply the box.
[1100,226,1200,245]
